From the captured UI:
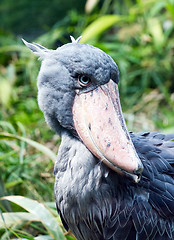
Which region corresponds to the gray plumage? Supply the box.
[26,40,118,134]
[23,38,174,240]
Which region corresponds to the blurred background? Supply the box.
[0,0,174,239]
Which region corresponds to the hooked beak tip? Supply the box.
[133,163,143,183]
[73,79,144,182]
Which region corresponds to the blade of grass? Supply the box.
[1,196,66,240]
[5,179,23,189]
[34,235,53,240]
[0,212,40,228]
[81,15,129,43]
[0,150,16,160]
[0,132,57,162]
[0,121,16,134]
[17,122,26,165]
[152,72,173,108]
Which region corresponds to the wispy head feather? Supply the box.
[70,36,82,43]
[22,39,49,60]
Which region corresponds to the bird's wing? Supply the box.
[132,131,174,217]
[130,132,174,239]
[56,131,174,240]
[56,202,69,231]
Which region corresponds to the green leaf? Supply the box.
[0,121,17,134]
[147,18,164,47]
[150,1,166,17]
[0,150,16,160]
[1,196,66,240]
[0,212,39,228]
[0,45,26,53]
[85,0,99,13]
[34,235,53,240]
[0,132,57,162]
[5,179,23,189]
[81,15,128,43]
[0,80,12,106]
[10,236,53,240]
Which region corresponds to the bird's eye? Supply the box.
[78,75,91,87]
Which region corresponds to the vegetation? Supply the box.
[0,0,174,239]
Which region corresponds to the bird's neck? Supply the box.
[54,130,106,196]
[54,130,132,214]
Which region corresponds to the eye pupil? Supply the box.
[78,75,91,86]
[81,76,88,83]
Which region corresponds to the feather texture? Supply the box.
[23,38,174,240]
[54,131,174,240]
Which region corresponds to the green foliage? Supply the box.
[0,122,55,204]
[0,0,86,37]
[0,132,57,162]
[81,15,129,43]
[1,196,65,240]
[0,0,174,239]
[82,0,174,109]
